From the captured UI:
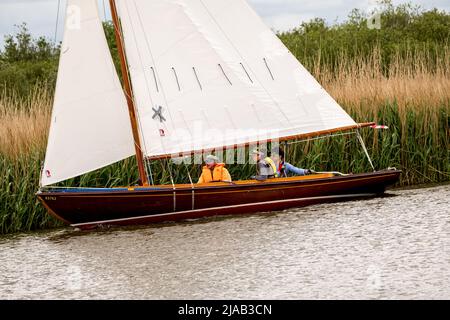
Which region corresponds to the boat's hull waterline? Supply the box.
[37,170,401,230]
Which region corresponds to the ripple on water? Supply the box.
[0,184,449,299]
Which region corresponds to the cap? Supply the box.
[251,148,265,156]
[205,155,219,164]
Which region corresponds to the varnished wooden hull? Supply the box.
[37,170,401,230]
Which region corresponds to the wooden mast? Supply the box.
[109,0,149,186]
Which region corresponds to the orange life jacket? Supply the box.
[197,163,232,184]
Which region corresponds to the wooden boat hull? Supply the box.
[37,169,401,230]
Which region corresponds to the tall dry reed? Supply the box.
[0,48,449,234]
[0,85,51,159]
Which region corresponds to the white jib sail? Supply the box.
[41,0,134,186]
[116,0,356,158]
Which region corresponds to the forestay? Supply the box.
[41,0,134,186]
[116,0,356,158]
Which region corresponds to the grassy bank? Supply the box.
[1,2,449,234]
[1,49,448,234]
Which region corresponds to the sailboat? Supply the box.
[37,0,401,230]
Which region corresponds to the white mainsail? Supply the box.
[41,0,134,186]
[116,0,356,158]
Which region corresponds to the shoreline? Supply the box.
[1,181,448,238]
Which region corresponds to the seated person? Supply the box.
[271,148,314,177]
[251,149,278,179]
[197,155,232,184]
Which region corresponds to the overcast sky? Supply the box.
[0,0,449,49]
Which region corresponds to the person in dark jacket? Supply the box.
[271,148,314,177]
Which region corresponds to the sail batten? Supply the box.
[41,0,134,186]
[116,0,357,159]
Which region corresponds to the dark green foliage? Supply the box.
[0,152,62,234]
[102,21,122,80]
[278,1,449,74]
[0,23,59,98]
[0,2,449,234]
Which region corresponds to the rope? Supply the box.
[121,0,179,189]
[114,1,154,185]
[163,158,177,211]
[131,0,176,126]
[103,0,107,21]
[284,130,376,173]
[53,0,61,46]
[183,159,196,210]
[176,111,200,210]
[285,131,356,146]
[356,130,376,172]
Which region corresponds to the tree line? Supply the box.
[0,1,448,98]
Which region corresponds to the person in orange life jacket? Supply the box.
[271,148,314,177]
[197,155,232,184]
[251,149,278,179]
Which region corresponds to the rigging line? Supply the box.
[121,1,157,109]
[127,2,178,193]
[285,131,356,145]
[118,1,159,184]
[197,0,293,127]
[53,0,61,46]
[182,160,195,210]
[125,0,176,191]
[123,1,176,190]
[151,132,176,192]
[356,130,376,172]
[113,1,152,185]
[145,157,155,185]
[178,110,197,210]
[131,0,176,129]
[103,0,107,21]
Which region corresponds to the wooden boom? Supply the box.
[147,122,376,160]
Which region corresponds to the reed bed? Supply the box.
[0,49,449,234]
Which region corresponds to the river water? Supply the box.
[1,184,449,300]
